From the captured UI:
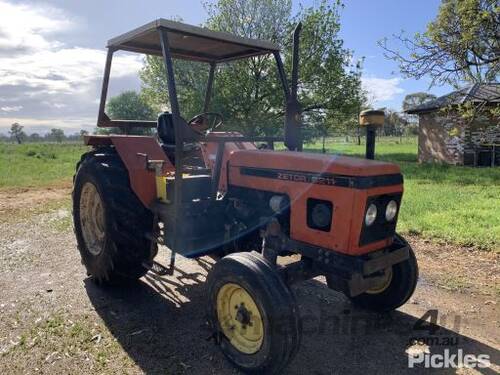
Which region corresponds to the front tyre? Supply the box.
[207,252,301,374]
[328,244,418,312]
[72,148,156,284]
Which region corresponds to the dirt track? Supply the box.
[0,187,498,374]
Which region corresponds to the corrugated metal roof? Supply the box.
[406,83,500,114]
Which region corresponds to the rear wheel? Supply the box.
[72,148,156,284]
[207,252,301,374]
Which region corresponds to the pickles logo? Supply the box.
[408,349,490,369]
[408,310,491,369]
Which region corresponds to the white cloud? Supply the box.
[361,76,405,105]
[1,105,22,112]
[0,47,142,93]
[0,1,71,53]
[0,0,143,134]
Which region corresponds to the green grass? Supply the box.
[305,137,500,251]
[2,309,130,372]
[0,143,88,188]
[1,139,499,251]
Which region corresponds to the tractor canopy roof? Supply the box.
[107,19,280,63]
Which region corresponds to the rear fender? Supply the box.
[85,135,174,207]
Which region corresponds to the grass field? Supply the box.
[0,143,88,188]
[1,138,499,251]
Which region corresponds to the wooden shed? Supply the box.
[406,83,500,166]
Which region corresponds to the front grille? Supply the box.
[359,193,401,246]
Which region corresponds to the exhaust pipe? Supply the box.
[359,110,385,159]
[285,22,303,152]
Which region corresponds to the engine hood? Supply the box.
[229,150,401,177]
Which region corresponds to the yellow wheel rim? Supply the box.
[80,182,106,256]
[216,283,264,354]
[366,268,393,294]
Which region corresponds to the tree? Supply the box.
[140,0,364,139]
[47,128,65,143]
[402,92,438,112]
[401,92,437,131]
[107,90,156,121]
[9,123,26,144]
[199,0,294,136]
[380,0,499,87]
[383,109,408,139]
[141,58,210,122]
[286,2,365,137]
[28,133,41,142]
[99,91,156,135]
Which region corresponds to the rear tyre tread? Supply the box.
[73,147,157,285]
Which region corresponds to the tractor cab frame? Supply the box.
[92,19,301,257]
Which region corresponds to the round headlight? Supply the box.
[365,203,377,226]
[311,203,332,229]
[385,200,398,221]
[269,195,286,213]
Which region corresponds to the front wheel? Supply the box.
[207,252,301,374]
[327,245,418,312]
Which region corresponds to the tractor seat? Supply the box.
[157,112,176,145]
[157,112,198,152]
[157,112,207,171]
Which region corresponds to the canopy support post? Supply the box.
[203,62,216,112]
[97,48,114,128]
[159,26,183,253]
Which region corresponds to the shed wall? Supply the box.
[418,113,465,164]
[418,110,500,165]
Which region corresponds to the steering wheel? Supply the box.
[188,112,224,135]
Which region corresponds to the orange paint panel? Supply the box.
[227,149,404,256]
[230,150,401,176]
[229,166,357,253]
[200,132,257,193]
[89,135,174,207]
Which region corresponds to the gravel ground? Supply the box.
[0,188,498,374]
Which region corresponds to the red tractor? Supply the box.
[73,19,418,374]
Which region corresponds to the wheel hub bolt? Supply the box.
[235,303,251,326]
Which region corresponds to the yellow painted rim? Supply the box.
[80,182,106,256]
[366,268,393,294]
[216,283,264,354]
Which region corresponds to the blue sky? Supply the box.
[0,0,452,134]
